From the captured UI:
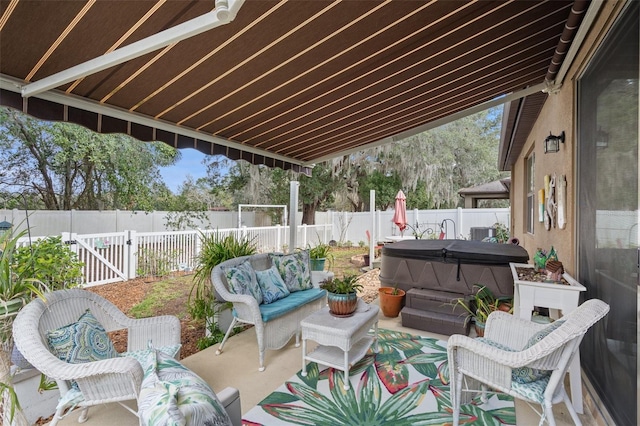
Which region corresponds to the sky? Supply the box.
[159,148,208,193]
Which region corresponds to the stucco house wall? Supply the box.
[510,0,625,277]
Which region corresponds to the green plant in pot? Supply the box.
[454,285,512,337]
[320,274,363,317]
[308,243,333,271]
[189,232,257,350]
[0,230,48,426]
[378,283,406,318]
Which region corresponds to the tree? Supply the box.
[365,107,505,208]
[358,170,402,210]
[163,177,216,230]
[200,107,506,215]
[0,108,179,210]
[298,164,340,225]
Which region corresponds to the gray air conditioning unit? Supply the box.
[470,227,495,241]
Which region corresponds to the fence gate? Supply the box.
[63,232,129,287]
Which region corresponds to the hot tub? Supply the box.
[380,239,529,298]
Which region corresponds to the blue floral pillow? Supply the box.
[525,319,565,348]
[256,265,290,304]
[222,260,263,304]
[47,309,118,365]
[269,250,312,293]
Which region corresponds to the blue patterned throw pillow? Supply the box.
[222,260,263,304]
[47,309,118,365]
[269,250,312,293]
[256,265,290,304]
[525,319,565,348]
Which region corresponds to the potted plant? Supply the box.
[378,283,406,318]
[0,229,48,426]
[454,285,512,337]
[309,243,333,271]
[320,274,363,317]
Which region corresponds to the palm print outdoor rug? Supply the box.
[242,329,515,425]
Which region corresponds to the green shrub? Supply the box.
[13,236,83,290]
[189,232,257,349]
[136,247,179,278]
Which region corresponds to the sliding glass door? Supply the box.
[577,4,638,425]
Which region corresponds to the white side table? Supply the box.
[300,299,379,390]
[510,262,587,413]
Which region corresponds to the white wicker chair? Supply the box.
[447,298,609,426]
[12,288,182,426]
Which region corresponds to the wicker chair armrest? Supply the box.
[72,357,144,400]
[126,315,182,352]
[448,334,532,368]
[40,352,142,381]
[211,264,262,322]
[449,331,568,372]
[448,334,514,389]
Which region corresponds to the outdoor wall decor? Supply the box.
[542,173,567,231]
[538,188,545,223]
[543,174,556,230]
[557,174,567,229]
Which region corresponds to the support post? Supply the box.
[289,181,299,254]
[370,190,375,263]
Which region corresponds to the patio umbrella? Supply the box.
[393,190,408,234]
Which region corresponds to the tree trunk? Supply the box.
[302,202,317,225]
[1,338,29,426]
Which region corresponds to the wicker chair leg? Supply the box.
[452,371,463,426]
[562,391,582,426]
[541,401,556,426]
[294,330,300,347]
[49,407,65,426]
[216,317,238,355]
[78,407,89,423]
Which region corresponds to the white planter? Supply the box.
[13,367,58,424]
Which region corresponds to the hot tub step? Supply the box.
[401,306,470,336]
[406,288,468,315]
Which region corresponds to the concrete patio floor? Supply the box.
[51,301,602,426]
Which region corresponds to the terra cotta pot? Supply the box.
[378,287,406,318]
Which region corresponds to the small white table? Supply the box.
[509,262,587,413]
[300,299,379,390]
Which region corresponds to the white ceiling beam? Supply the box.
[22,0,244,98]
[306,83,547,166]
[2,75,300,166]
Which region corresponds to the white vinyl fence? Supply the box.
[16,224,331,287]
[334,207,510,246]
[13,208,509,287]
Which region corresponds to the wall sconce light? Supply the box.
[544,131,565,153]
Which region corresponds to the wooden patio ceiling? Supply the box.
[0,0,588,172]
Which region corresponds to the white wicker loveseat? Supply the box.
[447,298,609,426]
[212,252,327,371]
[13,289,242,426]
